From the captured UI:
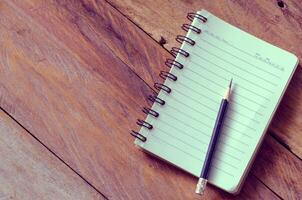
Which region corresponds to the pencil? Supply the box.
[195,79,233,195]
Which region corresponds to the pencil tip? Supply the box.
[229,78,233,88]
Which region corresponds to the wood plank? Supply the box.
[106,0,302,158]
[0,0,280,199]
[270,66,302,156]
[107,0,302,56]
[0,110,104,200]
[252,132,302,199]
[50,0,302,198]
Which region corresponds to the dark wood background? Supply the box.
[0,0,301,199]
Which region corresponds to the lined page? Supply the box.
[135,10,298,193]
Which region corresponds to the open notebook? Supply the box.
[131,10,298,193]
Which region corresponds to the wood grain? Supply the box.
[106,0,302,159]
[0,110,104,200]
[0,0,281,199]
[66,0,302,198]
[252,132,302,200]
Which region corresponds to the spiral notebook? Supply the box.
[131,10,298,194]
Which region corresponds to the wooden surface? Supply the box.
[0,110,104,200]
[0,0,301,199]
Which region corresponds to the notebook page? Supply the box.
[135,10,298,193]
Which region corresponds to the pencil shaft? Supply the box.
[200,99,229,178]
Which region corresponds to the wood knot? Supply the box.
[159,36,167,46]
[16,28,27,36]
[277,0,287,10]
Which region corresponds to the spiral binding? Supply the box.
[136,119,153,129]
[130,130,146,142]
[159,71,178,81]
[148,95,165,105]
[176,35,195,46]
[187,12,207,23]
[165,59,184,69]
[170,47,190,57]
[142,107,159,118]
[130,12,208,142]
[182,24,201,34]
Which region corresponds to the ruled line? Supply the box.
[180,71,267,109]
[164,101,253,137]
[168,93,257,131]
[165,106,252,139]
[157,119,208,145]
[182,66,269,108]
[198,37,281,79]
[163,111,210,137]
[149,134,236,177]
[191,52,275,93]
[150,133,202,161]
[203,30,283,73]
[168,95,215,121]
[167,103,212,129]
[228,107,260,124]
[160,119,249,154]
[173,88,259,124]
[156,127,243,161]
[173,82,262,116]
[161,109,253,143]
[196,45,277,86]
[193,46,273,87]
[223,125,254,139]
[190,59,274,95]
[219,133,250,146]
[153,128,240,167]
[191,60,273,94]
[185,63,272,100]
[173,84,260,124]
[178,74,265,114]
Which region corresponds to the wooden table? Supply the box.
[0,0,301,199]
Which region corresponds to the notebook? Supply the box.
[130,10,299,194]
